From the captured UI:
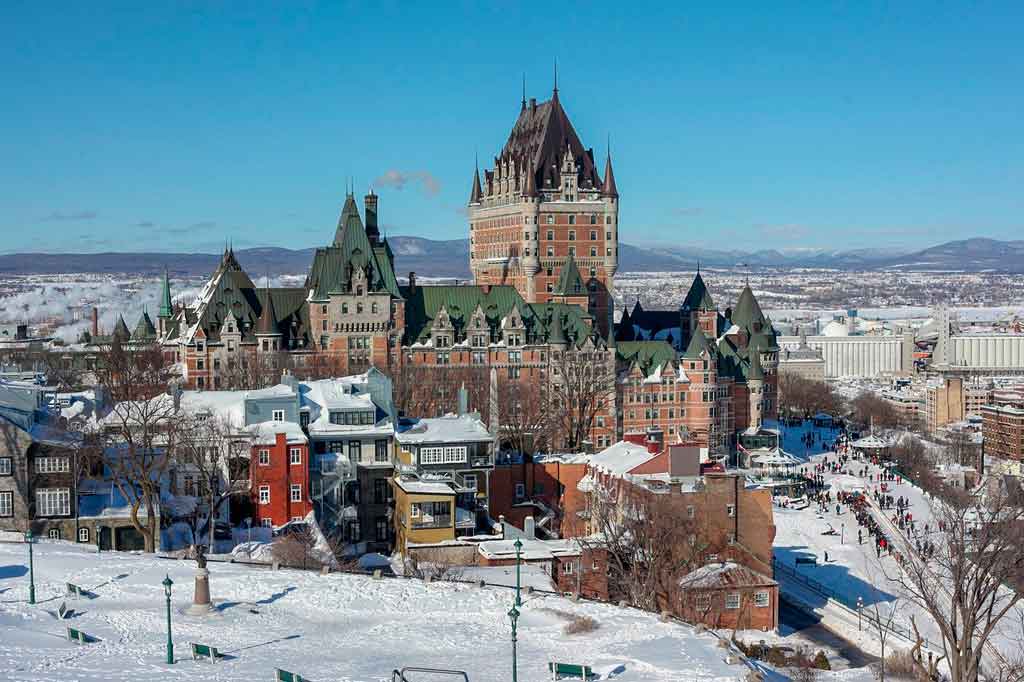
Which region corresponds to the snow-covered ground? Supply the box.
[1,541,765,682]
[771,421,1024,667]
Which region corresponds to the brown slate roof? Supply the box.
[499,92,602,192]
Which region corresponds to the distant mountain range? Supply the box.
[1,237,1022,278]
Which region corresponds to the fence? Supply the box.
[773,557,935,651]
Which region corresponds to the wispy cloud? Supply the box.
[755,222,809,240]
[374,170,441,196]
[42,210,98,222]
[134,220,155,228]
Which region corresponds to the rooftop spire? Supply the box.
[602,146,618,198]
[521,73,526,111]
[469,155,483,204]
[158,268,173,319]
[553,59,558,99]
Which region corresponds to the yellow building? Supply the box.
[391,476,457,550]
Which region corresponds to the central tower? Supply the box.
[468,83,619,335]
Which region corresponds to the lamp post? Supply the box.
[509,537,523,682]
[25,529,35,605]
[163,574,174,664]
[856,596,863,631]
[841,523,845,545]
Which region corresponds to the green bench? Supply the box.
[57,601,71,620]
[66,582,83,599]
[275,669,309,682]
[190,642,223,663]
[549,662,594,680]
[66,626,93,644]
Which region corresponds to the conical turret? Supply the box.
[470,165,482,204]
[255,286,280,336]
[602,152,618,198]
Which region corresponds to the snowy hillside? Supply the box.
[1,541,754,682]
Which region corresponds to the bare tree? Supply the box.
[497,376,552,455]
[170,412,240,549]
[549,349,615,452]
[88,340,179,552]
[885,480,1024,682]
[389,364,490,422]
[778,374,843,419]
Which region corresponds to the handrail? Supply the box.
[392,667,470,682]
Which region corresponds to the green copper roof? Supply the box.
[748,347,765,381]
[131,311,157,340]
[616,340,677,377]
[682,328,713,360]
[113,315,131,342]
[546,307,568,345]
[730,284,765,330]
[553,254,586,296]
[681,272,714,311]
[255,287,280,335]
[158,270,173,319]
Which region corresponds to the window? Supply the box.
[376,516,389,541]
[562,560,575,575]
[590,247,597,257]
[261,518,273,528]
[375,439,389,463]
[546,230,554,240]
[725,593,741,610]
[546,215,554,224]
[419,446,466,465]
[48,528,61,540]
[300,412,310,428]
[514,483,526,500]
[547,246,554,257]
[258,485,270,504]
[606,231,612,240]
[289,448,302,465]
[272,410,285,422]
[183,474,195,496]
[463,473,478,492]
[197,359,205,370]
[755,591,770,608]
[0,491,12,517]
[320,455,336,474]
[726,504,736,517]
[258,449,270,466]
[35,457,71,474]
[568,230,575,241]
[695,594,712,611]
[290,484,302,502]
[0,457,12,476]
[78,527,90,543]
[687,505,695,519]
[568,246,575,256]
[590,230,597,240]
[349,441,362,462]
[36,488,70,516]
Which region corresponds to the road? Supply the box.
[779,599,879,669]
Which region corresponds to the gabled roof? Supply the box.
[616,341,677,378]
[553,253,585,296]
[748,347,765,381]
[305,198,402,300]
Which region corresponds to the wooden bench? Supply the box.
[549,662,594,680]
[190,642,222,663]
[57,601,71,620]
[275,669,309,682]
[66,583,82,599]
[66,627,92,644]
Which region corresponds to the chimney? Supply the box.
[623,432,646,447]
[408,272,416,293]
[91,307,99,338]
[524,516,536,540]
[530,98,537,113]
[364,191,379,244]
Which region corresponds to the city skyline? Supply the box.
[3,2,1022,254]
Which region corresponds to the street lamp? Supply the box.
[856,596,863,631]
[25,529,35,605]
[163,574,174,664]
[509,537,524,682]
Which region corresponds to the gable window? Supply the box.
[289,448,302,465]
[258,486,270,504]
[272,410,285,422]
[290,484,302,502]
[0,457,12,476]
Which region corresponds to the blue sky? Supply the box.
[2,2,1022,254]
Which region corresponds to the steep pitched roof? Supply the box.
[499,93,602,192]
[306,197,402,300]
[131,311,156,340]
[469,166,482,204]
[681,272,714,311]
[553,253,586,296]
[113,315,131,342]
[158,270,173,319]
[730,284,765,330]
[255,287,280,335]
[748,347,765,381]
[602,152,618,198]
[683,328,713,360]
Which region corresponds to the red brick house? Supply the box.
[475,535,608,601]
[676,562,778,632]
[250,422,312,528]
